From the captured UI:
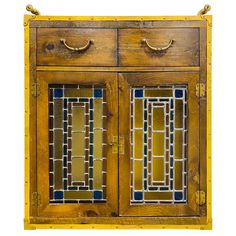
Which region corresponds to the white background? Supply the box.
[0,0,235,235]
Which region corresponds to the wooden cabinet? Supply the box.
[24,7,212,230]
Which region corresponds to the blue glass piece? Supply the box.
[54,89,63,98]
[94,191,102,199]
[144,146,147,156]
[160,99,168,102]
[68,98,77,102]
[64,99,67,109]
[175,90,183,98]
[63,156,67,167]
[170,99,174,109]
[64,122,67,132]
[144,169,147,178]
[134,192,143,200]
[54,191,63,200]
[90,99,93,109]
[63,168,67,178]
[79,98,88,102]
[68,186,78,190]
[144,99,147,108]
[144,122,147,131]
[64,110,67,120]
[170,122,174,132]
[175,192,183,200]
[90,110,94,120]
[89,155,93,165]
[144,180,147,190]
[89,145,93,155]
[64,180,67,190]
[170,111,174,120]
[149,99,158,102]
[89,121,93,132]
[94,89,102,98]
[144,111,147,120]
[144,133,147,143]
[64,133,67,144]
[149,187,158,191]
[135,89,143,98]
[160,187,169,191]
[63,145,67,155]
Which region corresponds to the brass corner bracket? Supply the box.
[198,4,211,16]
[26,4,40,16]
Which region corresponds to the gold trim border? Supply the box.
[24,15,212,230]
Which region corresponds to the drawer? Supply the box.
[37,28,117,66]
[119,28,199,67]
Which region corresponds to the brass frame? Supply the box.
[24,6,212,230]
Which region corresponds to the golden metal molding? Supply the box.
[198,4,211,16]
[26,4,40,16]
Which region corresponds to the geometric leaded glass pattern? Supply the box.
[130,85,188,204]
[49,85,107,203]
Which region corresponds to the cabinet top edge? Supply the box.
[24,15,212,20]
[24,15,212,28]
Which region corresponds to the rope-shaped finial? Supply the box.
[198,4,211,16]
[26,4,40,15]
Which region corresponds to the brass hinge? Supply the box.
[31,83,40,97]
[196,83,206,97]
[109,136,118,154]
[196,191,206,205]
[119,136,125,155]
[108,136,124,154]
[32,192,41,207]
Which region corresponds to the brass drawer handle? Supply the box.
[60,38,93,52]
[142,39,174,52]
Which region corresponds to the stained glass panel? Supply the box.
[49,85,107,203]
[130,85,188,204]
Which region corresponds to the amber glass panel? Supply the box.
[175,161,183,190]
[152,158,164,182]
[175,100,183,128]
[145,90,172,97]
[134,160,143,190]
[94,130,103,159]
[153,107,164,130]
[152,132,164,156]
[175,131,182,159]
[72,158,85,181]
[134,130,143,159]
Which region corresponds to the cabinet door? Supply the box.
[36,72,118,218]
[119,72,200,217]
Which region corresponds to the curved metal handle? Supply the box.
[142,39,174,52]
[60,38,93,52]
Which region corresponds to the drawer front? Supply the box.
[119,28,199,67]
[37,28,117,66]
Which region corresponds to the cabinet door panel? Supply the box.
[119,72,200,217]
[36,72,118,218]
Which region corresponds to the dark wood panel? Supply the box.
[119,28,200,67]
[37,28,117,66]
